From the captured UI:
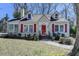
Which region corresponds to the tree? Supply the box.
[59,4,72,19]
[68,3,79,56]
[29,3,58,14]
[13,3,27,18]
[13,3,59,15]
[13,3,20,12]
[4,14,9,20]
[13,11,21,19]
[0,14,9,32]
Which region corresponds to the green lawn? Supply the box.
[0,38,69,56]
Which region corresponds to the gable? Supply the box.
[38,15,50,22]
[32,14,42,22]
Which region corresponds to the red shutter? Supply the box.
[20,24,23,32]
[65,24,67,32]
[52,24,54,32]
[34,24,36,32]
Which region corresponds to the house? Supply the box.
[7,11,70,37]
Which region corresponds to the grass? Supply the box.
[0,38,69,56]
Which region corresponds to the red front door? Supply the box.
[42,25,46,35]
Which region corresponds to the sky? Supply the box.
[0,3,14,20]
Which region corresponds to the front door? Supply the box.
[42,25,46,36]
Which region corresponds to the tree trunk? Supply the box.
[68,3,79,56]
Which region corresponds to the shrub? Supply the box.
[33,34,39,41]
[18,33,21,37]
[64,38,72,45]
[3,34,9,38]
[53,33,60,40]
[59,37,65,44]
[53,33,56,37]
[70,26,76,37]
[39,33,42,40]
[51,36,55,41]
[26,34,32,40]
[4,33,23,39]
[59,37,72,45]
[61,34,65,37]
[25,34,39,41]
[48,31,52,39]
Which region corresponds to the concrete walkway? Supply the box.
[41,40,74,50]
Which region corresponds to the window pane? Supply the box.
[14,24,18,32]
[55,25,59,32]
[24,25,28,32]
[9,24,13,32]
[29,25,33,32]
[55,14,58,19]
[60,25,63,32]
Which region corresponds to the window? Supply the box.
[60,25,63,32]
[55,14,58,18]
[55,25,59,32]
[29,25,33,32]
[24,25,28,32]
[9,24,13,32]
[28,14,31,19]
[14,24,18,33]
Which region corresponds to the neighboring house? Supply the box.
[7,11,70,37]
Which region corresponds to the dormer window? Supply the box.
[50,13,59,21]
[28,14,31,19]
[55,13,58,19]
